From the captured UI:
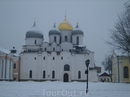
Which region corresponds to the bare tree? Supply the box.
[107,1,130,55]
[102,55,112,81]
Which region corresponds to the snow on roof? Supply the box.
[114,50,128,56]
[13,54,19,57]
[0,47,10,54]
[99,72,110,77]
[78,45,85,47]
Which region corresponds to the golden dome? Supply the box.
[58,16,73,30]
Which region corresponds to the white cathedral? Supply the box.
[20,16,98,82]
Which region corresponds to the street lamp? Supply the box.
[85,59,90,93]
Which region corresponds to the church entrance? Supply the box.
[63,73,69,82]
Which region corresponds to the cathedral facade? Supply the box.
[20,16,98,82]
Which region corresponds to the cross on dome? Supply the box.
[33,18,36,27]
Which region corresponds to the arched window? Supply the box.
[43,70,46,78]
[13,63,16,69]
[29,70,32,78]
[52,70,55,78]
[64,64,70,71]
[53,48,55,51]
[54,36,56,42]
[35,40,37,44]
[43,57,45,60]
[61,56,63,60]
[124,66,129,78]
[65,36,68,41]
[78,71,81,79]
[53,57,55,60]
[76,36,79,45]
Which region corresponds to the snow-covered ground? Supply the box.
[0,81,130,97]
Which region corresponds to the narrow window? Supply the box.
[76,36,79,45]
[45,48,46,51]
[53,57,55,60]
[35,40,37,44]
[78,71,81,79]
[53,48,55,51]
[34,57,36,60]
[65,36,67,41]
[43,57,45,60]
[52,70,55,78]
[61,57,63,60]
[43,70,46,78]
[29,70,32,78]
[85,70,87,74]
[13,63,16,69]
[54,36,56,42]
[124,66,129,78]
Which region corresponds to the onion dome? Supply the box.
[58,16,73,30]
[72,23,83,35]
[26,21,43,38]
[49,23,60,35]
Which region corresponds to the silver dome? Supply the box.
[72,23,84,35]
[26,22,43,38]
[49,23,60,35]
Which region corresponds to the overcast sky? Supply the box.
[0,0,128,69]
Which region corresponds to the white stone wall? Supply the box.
[20,51,97,82]
[71,54,87,81]
[20,53,41,80]
[49,35,60,44]
[60,30,72,42]
[72,34,83,45]
[42,42,48,51]
[88,52,95,68]
[60,42,73,51]
[88,70,98,82]
[26,38,43,45]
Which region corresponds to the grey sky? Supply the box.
[0,0,127,68]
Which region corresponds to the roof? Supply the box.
[26,30,43,38]
[0,47,19,57]
[114,50,128,56]
[58,16,73,30]
[99,72,110,77]
[49,23,60,35]
[72,23,84,35]
[0,47,10,54]
[26,22,43,38]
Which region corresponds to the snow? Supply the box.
[0,47,10,54]
[114,50,128,56]
[0,81,130,97]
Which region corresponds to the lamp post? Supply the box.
[85,59,90,93]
